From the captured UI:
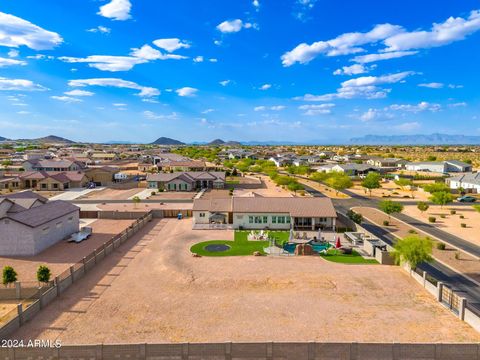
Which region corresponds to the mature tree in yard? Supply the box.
[429,191,453,209]
[417,201,430,214]
[325,173,353,195]
[2,266,17,287]
[422,183,449,194]
[132,196,141,208]
[361,172,381,196]
[36,265,51,284]
[394,178,412,190]
[393,235,433,270]
[287,182,304,194]
[378,200,404,220]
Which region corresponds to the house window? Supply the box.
[42,227,50,234]
[53,183,58,189]
[249,216,254,224]
[41,184,47,189]
[263,216,268,223]
[68,216,73,223]
[286,217,291,223]
[56,221,62,228]
[199,213,206,218]
[272,216,277,224]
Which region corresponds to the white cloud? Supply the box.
[7,49,19,58]
[253,0,260,9]
[17,110,30,115]
[219,80,231,86]
[0,77,47,91]
[298,103,335,115]
[384,10,480,52]
[254,105,286,111]
[176,87,198,97]
[193,56,204,63]
[360,108,382,122]
[449,102,467,107]
[209,58,218,63]
[0,12,63,50]
[64,89,94,96]
[216,19,254,33]
[87,26,111,34]
[259,83,272,90]
[143,110,178,120]
[26,54,54,60]
[0,57,26,67]
[113,103,127,107]
[152,38,190,52]
[131,44,187,60]
[448,84,463,89]
[98,0,132,21]
[389,101,441,113]
[59,55,146,72]
[333,64,375,76]
[418,82,444,89]
[68,78,160,97]
[51,95,83,103]
[297,71,415,101]
[202,108,215,114]
[352,51,418,63]
[281,23,403,66]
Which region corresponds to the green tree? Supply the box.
[393,235,433,269]
[472,204,480,213]
[325,173,353,195]
[394,178,413,191]
[132,196,141,208]
[36,265,51,284]
[378,200,404,220]
[361,172,381,196]
[2,266,17,287]
[429,191,453,209]
[427,155,437,161]
[417,201,430,214]
[422,183,449,194]
[287,182,304,193]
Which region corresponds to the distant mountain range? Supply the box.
[1,135,75,144]
[150,137,186,145]
[350,133,480,145]
[207,139,242,146]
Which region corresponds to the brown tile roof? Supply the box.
[193,197,337,218]
[8,201,79,227]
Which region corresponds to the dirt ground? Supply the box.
[80,188,144,200]
[300,178,349,199]
[350,180,432,202]
[352,207,480,283]
[149,192,195,200]
[234,175,293,197]
[0,219,135,282]
[402,204,480,247]
[10,218,479,344]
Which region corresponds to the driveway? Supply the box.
[49,187,104,201]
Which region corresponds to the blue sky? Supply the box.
[0,0,479,143]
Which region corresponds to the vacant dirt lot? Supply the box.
[0,219,135,282]
[80,188,144,200]
[11,219,479,344]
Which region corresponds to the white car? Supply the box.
[68,226,93,243]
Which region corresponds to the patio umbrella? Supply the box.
[317,228,322,241]
[289,228,294,242]
[335,236,342,249]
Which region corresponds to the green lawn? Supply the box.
[320,249,378,264]
[190,231,289,257]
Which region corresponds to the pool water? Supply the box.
[283,242,331,254]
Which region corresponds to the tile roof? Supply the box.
[8,200,79,227]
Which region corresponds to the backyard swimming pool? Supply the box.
[283,242,332,254]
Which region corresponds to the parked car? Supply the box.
[68,226,93,243]
[457,195,477,203]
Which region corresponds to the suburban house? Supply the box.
[147,171,225,191]
[193,197,337,231]
[447,173,480,193]
[84,166,119,186]
[405,160,472,173]
[0,191,80,256]
[315,163,379,176]
[157,160,206,172]
[0,176,21,191]
[366,157,406,168]
[20,171,88,191]
[22,159,84,172]
[269,156,294,167]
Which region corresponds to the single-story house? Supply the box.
[447,173,480,193]
[405,160,472,174]
[22,159,84,172]
[157,160,206,172]
[84,166,119,186]
[19,171,88,190]
[147,171,225,191]
[316,163,379,176]
[0,191,80,256]
[366,158,407,168]
[0,177,21,191]
[193,197,337,231]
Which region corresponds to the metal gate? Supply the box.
[442,286,460,314]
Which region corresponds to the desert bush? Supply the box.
[436,242,446,250]
[428,216,436,223]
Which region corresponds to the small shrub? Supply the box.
[2,266,17,287]
[383,220,390,226]
[459,215,465,219]
[461,223,467,228]
[428,216,436,223]
[436,242,446,250]
[450,210,456,215]
[150,191,156,196]
[455,252,460,260]
[408,229,417,234]
[440,214,446,219]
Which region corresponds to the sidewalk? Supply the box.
[353,206,480,284]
